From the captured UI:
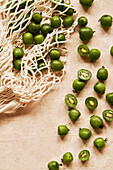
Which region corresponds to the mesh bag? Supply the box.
[0,0,78,113]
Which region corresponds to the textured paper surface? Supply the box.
[1,0,113,169]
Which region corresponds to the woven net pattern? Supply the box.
[0,0,78,111]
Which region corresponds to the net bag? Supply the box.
[0,0,78,113]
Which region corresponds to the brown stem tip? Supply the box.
[105,138,108,143]
[68,108,72,111]
[90,115,94,118]
[99,124,104,129]
[61,159,63,163]
[59,163,62,166]
[72,90,77,93]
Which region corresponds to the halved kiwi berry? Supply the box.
[78,150,90,161]
[102,110,113,121]
[85,97,98,110]
[78,69,92,81]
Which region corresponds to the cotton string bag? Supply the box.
[0,0,78,113]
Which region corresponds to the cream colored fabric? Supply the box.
[0,0,112,169]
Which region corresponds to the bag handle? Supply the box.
[0,100,24,114]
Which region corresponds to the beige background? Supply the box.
[1,0,113,169]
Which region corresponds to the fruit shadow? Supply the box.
[72,90,81,97]
[58,135,68,141]
[81,6,90,13]
[61,160,73,168]
[93,123,106,134]
[93,144,105,154]
[109,104,113,110]
[81,138,91,145]
[70,119,81,126]
[105,120,113,128]
[79,55,91,64]
[98,23,112,34]
[101,26,111,33]
[93,128,102,134]
[81,159,90,166]
[88,108,96,114]
[82,39,92,45]
[99,79,107,84]
[95,92,104,99]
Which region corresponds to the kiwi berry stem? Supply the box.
[105,138,108,143]
[59,163,62,166]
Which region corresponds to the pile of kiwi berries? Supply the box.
[13,11,65,73]
[8,0,75,73]
[48,0,113,169]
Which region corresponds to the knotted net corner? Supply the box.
[0,0,78,113]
